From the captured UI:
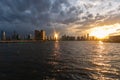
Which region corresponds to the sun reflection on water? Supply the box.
[48,41,61,65]
[92,41,110,67]
[54,41,60,55]
[87,41,119,80]
[90,41,119,80]
[45,41,61,80]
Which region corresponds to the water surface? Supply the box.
[0,41,120,80]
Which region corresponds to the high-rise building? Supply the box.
[12,31,21,40]
[35,30,40,40]
[1,31,6,40]
[40,30,46,40]
[34,30,46,40]
[86,33,89,40]
[27,34,33,40]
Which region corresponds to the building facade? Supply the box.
[1,31,6,40]
[109,35,120,42]
[34,30,46,40]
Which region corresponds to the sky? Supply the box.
[0,0,120,36]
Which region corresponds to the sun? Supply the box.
[89,24,120,39]
[89,29,109,39]
[89,26,119,39]
[54,32,59,40]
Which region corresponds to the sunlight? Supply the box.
[89,24,120,39]
[90,28,109,39]
[54,32,59,40]
[99,41,103,44]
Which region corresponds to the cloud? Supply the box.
[0,0,120,36]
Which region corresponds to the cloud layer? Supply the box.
[0,0,120,36]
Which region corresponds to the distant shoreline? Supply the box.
[0,40,120,43]
[0,40,46,43]
[103,41,120,43]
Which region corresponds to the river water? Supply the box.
[0,41,120,80]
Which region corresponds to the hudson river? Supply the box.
[0,41,120,80]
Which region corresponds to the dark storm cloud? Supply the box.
[0,0,72,35]
[0,0,51,35]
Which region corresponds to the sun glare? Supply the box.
[89,24,120,39]
[90,29,109,39]
[54,32,59,40]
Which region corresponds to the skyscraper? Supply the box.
[12,31,21,40]
[86,33,89,40]
[34,30,46,40]
[27,34,33,40]
[1,31,6,40]
[40,30,46,40]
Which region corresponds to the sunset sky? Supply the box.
[0,0,120,36]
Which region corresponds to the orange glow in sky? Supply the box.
[89,28,109,39]
[89,24,120,39]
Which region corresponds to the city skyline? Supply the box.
[0,1,120,79]
[1,29,120,43]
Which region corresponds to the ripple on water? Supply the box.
[0,41,120,80]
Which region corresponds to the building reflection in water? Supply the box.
[54,41,60,56]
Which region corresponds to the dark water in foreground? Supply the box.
[0,41,120,80]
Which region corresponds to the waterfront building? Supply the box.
[34,30,46,40]
[108,35,120,42]
[12,31,21,40]
[61,35,76,41]
[1,31,6,40]
[27,34,33,40]
[77,36,81,41]
[86,34,89,40]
